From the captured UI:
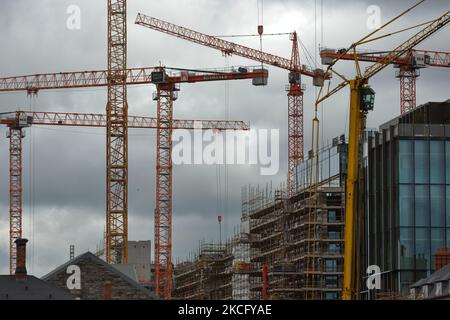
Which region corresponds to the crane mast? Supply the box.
[287,32,304,195]
[106,0,128,264]
[6,118,29,275]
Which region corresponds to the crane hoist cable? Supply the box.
[257,0,265,71]
[26,93,37,274]
[305,109,320,299]
[299,39,315,71]
[311,110,320,299]
[224,56,230,238]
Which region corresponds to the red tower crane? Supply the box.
[149,67,267,299]
[320,48,450,114]
[0,111,249,275]
[0,66,267,298]
[134,14,326,197]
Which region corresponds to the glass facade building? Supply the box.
[294,135,348,192]
[366,100,450,296]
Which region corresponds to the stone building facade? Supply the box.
[42,252,158,300]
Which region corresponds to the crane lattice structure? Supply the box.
[0,111,249,275]
[320,48,450,114]
[135,13,328,196]
[0,66,266,298]
[106,0,128,264]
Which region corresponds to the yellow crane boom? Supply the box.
[316,3,450,300]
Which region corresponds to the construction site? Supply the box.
[0,0,450,302]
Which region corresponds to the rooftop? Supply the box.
[0,275,75,300]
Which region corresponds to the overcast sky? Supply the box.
[0,0,448,276]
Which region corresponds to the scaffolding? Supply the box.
[244,140,347,300]
[231,208,261,300]
[173,140,348,300]
[173,242,233,300]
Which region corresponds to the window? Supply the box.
[431,229,445,271]
[446,187,450,227]
[324,292,338,300]
[430,141,444,184]
[328,210,337,223]
[399,185,414,227]
[328,231,340,240]
[325,259,337,272]
[415,140,429,184]
[322,153,330,182]
[328,243,340,254]
[431,186,445,227]
[446,141,450,184]
[415,185,430,227]
[447,229,450,251]
[400,271,415,296]
[325,276,338,288]
[415,228,430,271]
[399,228,414,269]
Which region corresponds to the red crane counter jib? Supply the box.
[0,67,268,93]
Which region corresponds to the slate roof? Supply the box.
[112,264,139,282]
[41,251,159,300]
[0,275,75,300]
[410,264,450,300]
[411,263,450,288]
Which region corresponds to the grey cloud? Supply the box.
[0,0,448,276]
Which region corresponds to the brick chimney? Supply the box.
[435,247,450,271]
[15,238,28,280]
[104,281,112,300]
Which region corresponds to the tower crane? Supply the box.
[315,2,449,300]
[320,48,450,114]
[135,13,327,196]
[0,110,249,275]
[149,67,267,299]
[106,0,128,264]
[0,66,267,298]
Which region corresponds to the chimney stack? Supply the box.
[15,238,28,280]
[104,281,112,300]
[435,247,450,271]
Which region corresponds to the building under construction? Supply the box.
[173,139,348,300]
[172,229,261,300]
[172,242,234,300]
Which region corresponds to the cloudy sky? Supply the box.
[0,0,448,276]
